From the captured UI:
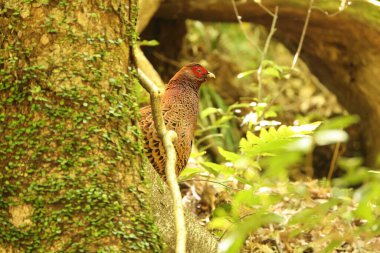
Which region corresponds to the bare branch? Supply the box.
[252,0,275,16]
[138,67,160,93]
[291,0,314,70]
[257,6,278,101]
[260,0,314,121]
[312,0,349,17]
[327,142,341,181]
[231,0,262,53]
[180,178,241,191]
[137,68,187,253]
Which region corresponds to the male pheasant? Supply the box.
[139,63,215,179]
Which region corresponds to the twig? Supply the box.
[230,0,262,53]
[257,6,278,101]
[259,0,314,121]
[327,142,341,181]
[138,68,187,253]
[180,178,240,191]
[291,0,314,70]
[252,0,275,16]
[312,0,349,17]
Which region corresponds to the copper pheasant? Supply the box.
[139,63,215,179]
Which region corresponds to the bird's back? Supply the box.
[139,87,199,179]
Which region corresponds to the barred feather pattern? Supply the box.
[139,63,212,180]
[139,84,199,179]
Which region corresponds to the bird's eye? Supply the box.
[197,68,202,73]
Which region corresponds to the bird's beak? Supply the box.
[207,72,216,78]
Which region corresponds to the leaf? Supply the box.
[314,129,349,145]
[318,115,360,130]
[227,103,252,112]
[218,147,241,162]
[288,199,339,226]
[189,150,207,158]
[138,39,159,47]
[263,152,302,180]
[290,122,321,134]
[262,66,281,78]
[234,175,255,186]
[237,69,256,79]
[246,131,260,144]
[241,128,298,157]
[178,167,204,181]
[200,107,222,119]
[201,162,235,177]
[215,115,234,125]
[208,216,233,230]
[218,213,283,253]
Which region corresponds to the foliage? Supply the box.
[184,79,373,252]
[188,105,380,252]
[196,86,244,154]
[177,18,378,252]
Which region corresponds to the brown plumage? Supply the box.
[139,63,215,179]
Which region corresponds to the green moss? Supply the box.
[0,0,162,252]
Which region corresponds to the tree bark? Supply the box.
[0,1,161,251]
[156,0,380,167]
[148,166,218,253]
[0,1,218,251]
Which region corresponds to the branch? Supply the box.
[252,0,276,16]
[291,0,314,70]
[312,0,349,16]
[231,0,262,53]
[327,142,341,181]
[138,68,187,253]
[257,6,278,101]
[258,0,313,121]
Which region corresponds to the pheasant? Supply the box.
[139,63,215,179]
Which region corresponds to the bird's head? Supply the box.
[168,63,215,90]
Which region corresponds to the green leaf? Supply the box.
[208,216,233,230]
[262,66,281,78]
[318,115,360,130]
[178,167,204,181]
[201,162,235,177]
[215,115,234,125]
[190,150,207,158]
[218,213,283,253]
[138,39,159,47]
[237,69,256,79]
[218,147,241,162]
[200,107,222,118]
[246,131,260,143]
[227,103,252,112]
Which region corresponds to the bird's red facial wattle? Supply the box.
[192,65,208,78]
[190,64,215,81]
[191,65,208,78]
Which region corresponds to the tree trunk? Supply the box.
[0,1,161,251]
[0,1,218,251]
[155,0,380,167]
[148,167,218,253]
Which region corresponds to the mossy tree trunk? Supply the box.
[0,1,163,252]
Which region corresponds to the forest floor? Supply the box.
[180,177,380,253]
